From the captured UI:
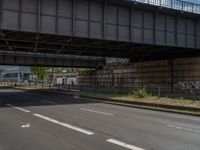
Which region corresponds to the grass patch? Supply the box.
[80,91,200,108]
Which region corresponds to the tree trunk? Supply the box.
[49,68,54,89]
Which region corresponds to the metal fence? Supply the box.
[134,0,200,14]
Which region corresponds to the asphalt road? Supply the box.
[0,89,200,150]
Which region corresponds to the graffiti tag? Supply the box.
[176,81,200,90]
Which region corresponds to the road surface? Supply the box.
[0,89,200,150]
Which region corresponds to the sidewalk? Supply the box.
[15,87,200,117]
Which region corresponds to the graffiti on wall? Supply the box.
[176,81,200,90]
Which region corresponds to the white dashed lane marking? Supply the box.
[80,108,114,116]
[33,113,94,135]
[167,124,200,133]
[107,139,145,150]
[6,104,31,113]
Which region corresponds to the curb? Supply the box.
[16,88,200,117]
[80,95,200,112]
[80,95,200,117]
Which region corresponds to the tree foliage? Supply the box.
[31,67,48,82]
[54,67,66,73]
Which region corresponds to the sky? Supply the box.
[183,0,200,4]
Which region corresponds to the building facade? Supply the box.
[0,66,32,82]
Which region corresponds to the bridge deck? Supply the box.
[0,0,200,60]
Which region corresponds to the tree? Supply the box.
[31,67,48,87]
[54,67,66,73]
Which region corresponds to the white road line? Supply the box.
[6,104,31,113]
[80,108,114,116]
[33,113,94,135]
[42,100,57,105]
[21,123,31,128]
[107,139,145,150]
[167,124,200,133]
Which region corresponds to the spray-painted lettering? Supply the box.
[176,81,200,90]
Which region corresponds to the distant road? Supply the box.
[0,89,200,150]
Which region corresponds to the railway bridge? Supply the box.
[0,0,200,64]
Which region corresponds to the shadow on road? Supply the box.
[0,88,96,108]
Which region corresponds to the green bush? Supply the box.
[129,88,150,98]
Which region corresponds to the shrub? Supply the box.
[129,88,150,98]
[179,96,184,101]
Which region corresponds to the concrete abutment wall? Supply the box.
[78,57,200,95]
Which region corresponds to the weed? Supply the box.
[129,88,150,98]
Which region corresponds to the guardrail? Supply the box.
[133,0,200,14]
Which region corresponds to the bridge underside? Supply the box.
[0,50,105,68]
[0,30,199,61]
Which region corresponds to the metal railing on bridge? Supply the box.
[133,0,200,14]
